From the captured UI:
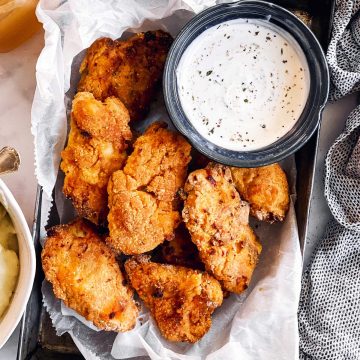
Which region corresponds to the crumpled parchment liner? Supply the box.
[35,1,302,359]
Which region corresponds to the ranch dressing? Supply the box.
[177,19,310,151]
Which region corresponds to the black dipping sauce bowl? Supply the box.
[163,0,329,167]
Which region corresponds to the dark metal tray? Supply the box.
[17,1,335,359]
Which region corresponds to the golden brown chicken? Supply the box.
[107,122,192,255]
[183,163,262,293]
[160,223,204,270]
[77,31,173,122]
[230,164,290,222]
[125,255,223,343]
[107,171,180,255]
[61,92,132,225]
[41,219,138,332]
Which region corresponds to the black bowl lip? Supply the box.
[163,0,330,168]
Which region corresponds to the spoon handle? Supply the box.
[0,147,21,175]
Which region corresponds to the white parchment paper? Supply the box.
[33,1,302,359]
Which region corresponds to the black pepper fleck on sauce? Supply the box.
[179,21,308,150]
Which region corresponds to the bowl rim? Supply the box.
[163,0,330,167]
[0,179,35,349]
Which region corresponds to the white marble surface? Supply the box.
[0,31,44,359]
[0,24,358,359]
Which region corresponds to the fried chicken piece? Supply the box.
[125,255,223,343]
[78,31,173,122]
[160,223,204,270]
[107,122,192,255]
[230,164,290,223]
[107,171,180,255]
[183,163,262,293]
[41,219,138,332]
[61,92,131,225]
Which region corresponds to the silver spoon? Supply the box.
[0,147,20,175]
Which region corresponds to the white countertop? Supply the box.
[0,28,358,359]
[0,31,43,359]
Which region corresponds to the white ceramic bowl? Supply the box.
[0,179,36,349]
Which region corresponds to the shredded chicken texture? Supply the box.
[107,122,192,255]
[231,164,290,222]
[183,163,262,293]
[125,255,223,343]
[78,30,173,122]
[41,219,138,332]
[61,92,131,225]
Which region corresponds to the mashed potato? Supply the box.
[0,203,19,319]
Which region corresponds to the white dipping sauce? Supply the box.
[177,19,310,151]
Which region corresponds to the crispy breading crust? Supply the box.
[123,122,192,202]
[41,219,138,332]
[125,255,223,343]
[230,164,290,223]
[61,92,131,225]
[78,31,173,122]
[183,163,262,293]
[107,171,180,254]
[160,223,204,270]
[107,122,192,255]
